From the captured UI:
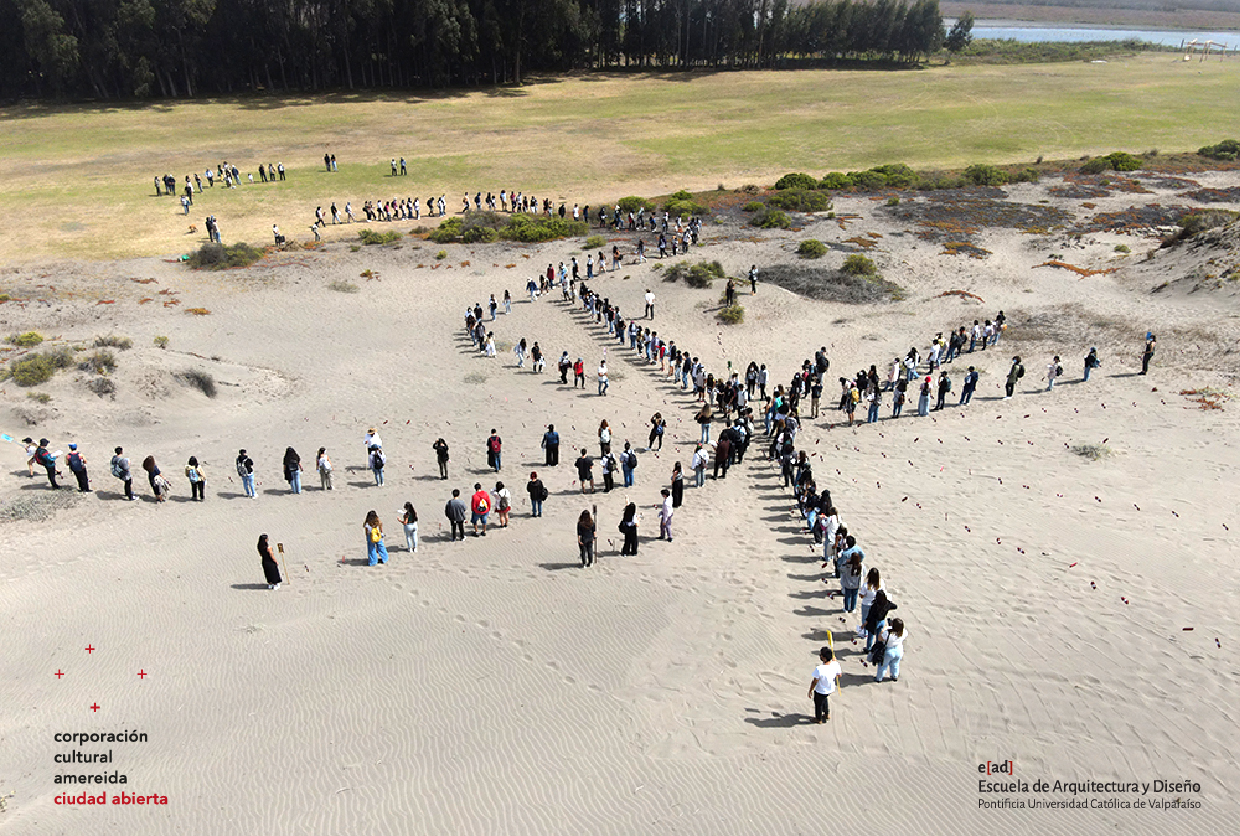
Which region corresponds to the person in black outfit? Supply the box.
[259,534,282,590]
[433,438,450,479]
[444,489,467,540]
[619,502,638,555]
[1140,334,1156,375]
[671,461,684,508]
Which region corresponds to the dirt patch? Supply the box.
[1178,187,1240,204]
[761,264,904,303]
[1069,204,1195,236]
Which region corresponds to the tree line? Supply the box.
[0,0,953,101]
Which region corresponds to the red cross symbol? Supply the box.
[137,670,147,679]
[90,703,100,712]
[55,670,64,679]
[85,645,95,654]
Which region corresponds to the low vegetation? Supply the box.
[358,229,403,245]
[617,196,656,213]
[751,208,791,229]
[328,280,360,293]
[1198,139,1240,161]
[1070,443,1113,461]
[1162,210,1240,247]
[186,242,265,270]
[8,331,44,347]
[93,334,132,349]
[664,260,725,289]
[1080,152,1144,175]
[153,335,169,349]
[429,211,587,244]
[798,239,828,258]
[717,304,745,325]
[8,347,74,386]
[760,263,905,303]
[78,350,116,374]
[178,369,217,398]
[663,190,708,217]
[585,235,607,249]
[766,189,831,213]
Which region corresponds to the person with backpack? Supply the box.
[444,489,467,541]
[620,442,638,487]
[527,471,548,517]
[959,366,979,405]
[618,502,639,555]
[369,445,386,486]
[808,646,841,723]
[600,452,617,493]
[1047,355,1063,391]
[110,446,134,500]
[558,352,571,384]
[1005,356,1024,398]
[1083,347,1101,382]
[65,443,89,492]
[874,618,906,683]
[433,438,450,480]
[237,449,256,498]
[283,447,304,494]
[865,589,897,654]
[470,483,491,536]
[486,430,502,472]
[935,371,952,410]
[33,439,59,489]
[185,456,205,501]
[542,425,560,466]
[493,481,512,528]
[577,510,597,567]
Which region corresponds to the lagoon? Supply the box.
[947,19,1240,48]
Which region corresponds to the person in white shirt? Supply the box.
[808,646,842,722]
[874,618,906,682]
[644,289,655,320]
[364,428,383,455]
[658,488,674,541]
[597,362,609,396]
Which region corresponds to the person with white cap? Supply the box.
[65,443,90,492]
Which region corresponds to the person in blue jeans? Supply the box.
[237,449,256,498]
[697,404,712,444]
[620,443,636,487]
[875,618,906,682]
[364,510,389,566]
[840,552,863,613]
[1083,347,1100,382]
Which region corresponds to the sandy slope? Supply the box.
[1,174,1238,834]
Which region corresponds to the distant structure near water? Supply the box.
[1182,38,1234,61]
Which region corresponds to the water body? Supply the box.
[945,19,1239,48]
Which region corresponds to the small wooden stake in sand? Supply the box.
[277,543,288,583]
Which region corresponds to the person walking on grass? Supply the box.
[470,483,491,536]
[364,510,389,565]
[400,502,419,552]
[808,646,841,723]
[259,534,282,590]
[577,510,597,567]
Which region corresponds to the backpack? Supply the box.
[111,457,126,479]
[488,436,502,453]
[236,459,247,477]
[474,495,489,514]
[36,449,53,467]
[627,452,638,470]
[372,452,385,470]
[497,493,509,511]
[1016,364,1025,379]
[537,484,549,501]
[1055,364,1063,377]
[869,640,887,665]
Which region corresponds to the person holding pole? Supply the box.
[258,534,282,590]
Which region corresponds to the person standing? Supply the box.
[369,445,386,486]
[470,483,490,536]
[1046,355,1062,391]
[840,552,863,613]
[577,510,596,567]
[258,534,282,590]
[597,360,609,396]
[598,421,612,457]
[574,357,585,389]
[859,568,883,646]
[621,442,637,487]
[1083,347,1100,382]
[671,461,684,507]
[600,452,617,493]
[658,488,674,542]
[364,510,389,565]
[401,503,419,552]
[865,589,897,653]
[445,489,467,541]
[691,444,708,488]
[542,424,560,466]
[316,448,333,490]
[874,618,906,683]
[142,454,162,499]
[493,481,512,528]
[185,456,205,501]
[65,443,89,492]
[283,447,303,494]
[1005,356,1024,398]
[619,502,639,555]
[575,449,594,493]
[486,429,503,472]
[527,471,546,517]
[808,647,841,723]
[935,371,951,410]
[749,265,758,294]
[110,446,134,500]
[34,439,59,489]
[1140,334,1156,376]
[433,438,450,480]
[644,289,655,319]
[959,366,978,405]
[917,377,932,417]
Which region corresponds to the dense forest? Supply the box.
[0,0,950,100]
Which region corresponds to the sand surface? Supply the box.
[2,173,1239,834]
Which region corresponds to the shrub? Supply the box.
[86,376,116,397]
[505,214,587,242]
[358,229,403,245]
[186,242,265,269]
[666,260,723,288]
[850,170,889,191]
[743,201,765,212]
[1164,210,1240,246]
[1198,139,1240,161]
[153,335,169,349]
[774,173,818,191]
[963,164,1009,186]
[842,254,879,277]
[78,350,115,374]
[717,304,745,325]
[178,369,217,398]
[886,196,901,207]
[1015,168,1041,184]
[26,392,51,404]
[1106,152,1143,172]
[798,239,828,258]
[428,218,462,242]
[669,189,693,202]
[871,164,918,188]
[819,172,854,190]
[93,334,132,350]
[1114,244,1131,253]
[617,196,655,213]
[767,189,831,212]
[685,264,715,288]
[436,250,447,260]
[585,235,607,249]
[1080,158,1108,175]
[751,208,791,229]
[663,198,707,217]
[8,331,44,347]
[328,280,360,293]
[8,347,73,386]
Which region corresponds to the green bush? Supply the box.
[617,196,655,213]
[850,170,889,190]
[819,172,854,190]
[668,189,693,202]
[585,235,607,249]
[798,239,828,258]
[94,334,132,350]
[153,335,169,349]
[774,172,818,191]
[1199,139,1240,161]
[743,201,765,212]
[1107,152,1143,172]
[8,347,74,386]
[358,228,403,245]
[886,196,901,207]
[505,214,587,242]
[842,254,879,277]
[187,242,266,269]
[78,350,116,374]
[428,218,463,243]
[430,212,585,244]
[665,260,723,288]
[1079,157,1108,175]
[663,198,707,217]
[436,250,447,260]
[766,189,832,212]
[1114,244,1131,254]
[1015,168,1041,184]
[870,164,918,188]
[178,369,217,398]
[963,164,1009,186]
[717,304,745,325]
[751,208,791,229]
[8,331,43,347]
[26,391,51,403]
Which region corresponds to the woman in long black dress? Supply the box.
[258,534,282,590]
[619,502,638,555]
[671,461,684,508]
